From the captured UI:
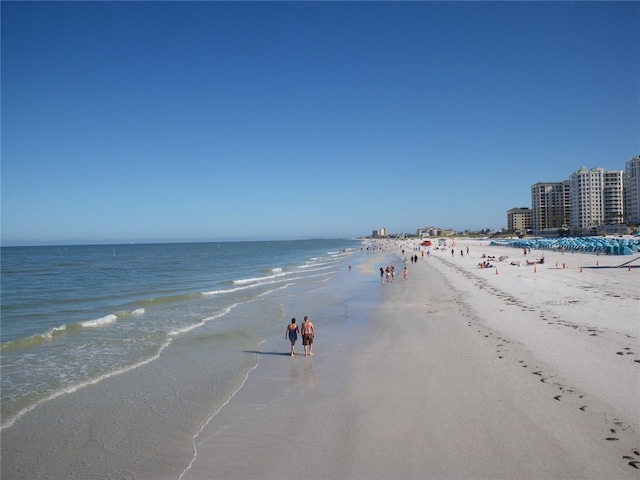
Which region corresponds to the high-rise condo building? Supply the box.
[603,170,624,225]
[569,167,624,233]
[624,155,640,225]
[531,181,570,233]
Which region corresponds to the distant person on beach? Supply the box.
[301,316,315,356]
[403,266,408,281]
[285,318,300,356]
[380,267,384,283]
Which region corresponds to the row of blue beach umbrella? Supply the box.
[490,237,639,255]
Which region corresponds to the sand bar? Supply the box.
[180,240,639,479]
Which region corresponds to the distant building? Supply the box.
[531,181,570,234]
[416,226,440,237]
[372,228,388,238]
[506,207,532,232]
[624,155,640,225]
[603,170,624,225]
[569,167,624,233]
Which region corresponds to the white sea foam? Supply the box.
[300,264,334,273]
[168,319,206,336]
[80,314,118,328]
[46,324,68,338]
[0,324,69,352]
[232,270,288,285]
[168,304,237,336]
[1,336,174,431]
[202,283,258,296]
[298,262,327,268]
[256,283,292,297]
[203,268,333,297]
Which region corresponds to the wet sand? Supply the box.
[180,240,639,479]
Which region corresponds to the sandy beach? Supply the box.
[179,239,639,479]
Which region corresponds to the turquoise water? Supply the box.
[1,238,389,478]
[1,240,362,429]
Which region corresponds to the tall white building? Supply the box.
[603,170,624,224]
[569,166,624,233]
[570,167,603,231]
[624,155,640,225]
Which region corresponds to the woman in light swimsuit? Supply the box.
[285,318,300,356]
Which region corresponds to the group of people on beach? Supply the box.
[285,316,314,356]
[379,265,396,282]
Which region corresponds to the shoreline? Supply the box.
[181,240,639,479]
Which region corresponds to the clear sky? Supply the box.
[2,1,638,245]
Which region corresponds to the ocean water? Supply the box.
[1,239,376,478]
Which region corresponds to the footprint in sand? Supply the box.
[579,405,587,411]
[554,395,562,401]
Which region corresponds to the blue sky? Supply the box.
[2,1,638,245]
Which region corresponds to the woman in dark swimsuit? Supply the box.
[285,318,300,356]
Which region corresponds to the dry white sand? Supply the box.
[180,240,639,480]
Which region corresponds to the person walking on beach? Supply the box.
[285,318,300,356]
[301,316,315,356]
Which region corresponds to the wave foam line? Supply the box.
[202,274,293,296]
[2,307,148,353]
[168,304,237,337]
[256,283,293,298]
[0,336,174,431]
[297,264,334,273]
[0,324,71,352]
[177,345,262,480]
[201,282,259,296]
[232,270,289,285]
[298,262,328,269]
[203,266,336,297]
[80,314,118,328]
